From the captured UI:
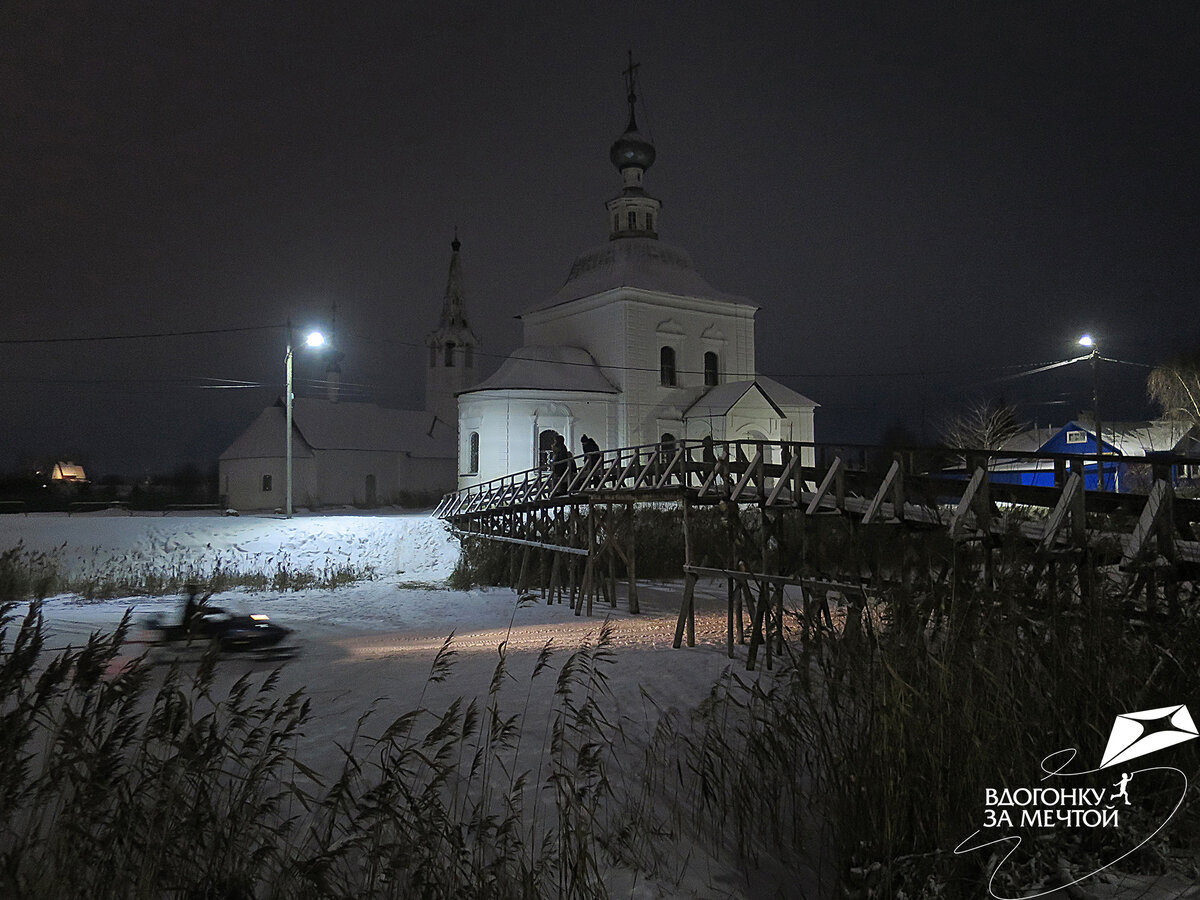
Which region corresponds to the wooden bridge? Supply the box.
[436,438,1200,669]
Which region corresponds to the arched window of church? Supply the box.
[468,432,479,475]
[444,342,456,367]
[646,212,653,232]
[660,346,676,386]
[465,344,474,368]
[628,210,636,231]
[704,351,719,386]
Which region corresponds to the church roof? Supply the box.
[524,238,749,315]
[220,399,455,461]
[685,377,819,419]
[460,345,618,395]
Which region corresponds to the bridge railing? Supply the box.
[436,438,832,518]
[436,437,1200,521]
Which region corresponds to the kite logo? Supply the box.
[1099,705,1198,769]
[956,702,1196,898]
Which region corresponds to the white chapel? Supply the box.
[456,71,817,488]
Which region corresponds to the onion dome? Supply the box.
[610,125,656,172]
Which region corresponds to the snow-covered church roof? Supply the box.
[460,346,618,395]
[220,399,455,461]
[685,377,819,420]
[525,238,750,315]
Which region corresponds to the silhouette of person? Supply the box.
[580,434,601,486]
[1112,772,1132,805]
[551,435,573,495]
[182,582,202,631]
[580,434,600,462]
[702,434,728,488]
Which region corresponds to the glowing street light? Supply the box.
[286,326,327,518]
[1077,333,1104,490]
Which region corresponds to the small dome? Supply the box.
[610,129,656,172]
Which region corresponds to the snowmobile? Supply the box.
[142,598,298,660]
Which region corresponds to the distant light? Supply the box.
[305,331,327,348]
[250,614,270,621]
[1077,334,1095,348]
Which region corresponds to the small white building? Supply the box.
[219,398,455,510]
[219,239,474,511]
[457,76,817,487]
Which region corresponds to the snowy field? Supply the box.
[0,509,458,584]
[3,511,813,898]
[3,512,1194,899]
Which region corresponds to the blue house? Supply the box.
[980,421,1119,491]
[970,420,1200,492]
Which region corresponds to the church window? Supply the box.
[628,211,636,231]
[613,213,619,232]
[465,344,474,368]
[660,346,676,386]
[704,351,719,386]
[444,342,456,367]
[646,212,653,232]
[468,432,479,475]
[261,474,272,492]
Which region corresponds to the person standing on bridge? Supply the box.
[551,434,574,495]
[580,434,600,485]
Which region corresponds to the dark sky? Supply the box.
[3,1,1198,476]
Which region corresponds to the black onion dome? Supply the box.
[610,128,656,171]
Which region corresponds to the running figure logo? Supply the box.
[1111,772,1132,806]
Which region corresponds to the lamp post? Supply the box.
[1077,333,1103,491]
[285,326,327,518]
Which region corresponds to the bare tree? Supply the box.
[939,399,1024,451]
[1148,354,1200,424]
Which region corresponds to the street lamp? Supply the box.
[286,327,327,518]
[1077,333,1103,491]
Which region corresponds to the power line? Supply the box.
[0,324,281,345]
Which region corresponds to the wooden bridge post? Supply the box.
[673,496,697,647]
[626,502,639,614]
[575,505,596,617]
[515,545,531,594]
[727,576,735,658]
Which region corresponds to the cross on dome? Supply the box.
[607,52,660,240]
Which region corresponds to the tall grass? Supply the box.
[0,542,374,601]
[0,585,642,898]
[662,526,1200,898]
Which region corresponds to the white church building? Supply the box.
[456,73,817,488]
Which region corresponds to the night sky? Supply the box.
[3,1,1198,476]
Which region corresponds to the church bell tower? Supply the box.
[425,233,480,428]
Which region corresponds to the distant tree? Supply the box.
[1148,353,1200,424]
[939,399,1024,451]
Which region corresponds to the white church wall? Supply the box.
[312,449,398,507]
[522,294,631,392]
[457,390,613,489]
[219,456,318,512]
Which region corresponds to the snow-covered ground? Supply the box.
[3,512,1193,899]
[5,511,815,898]
[0,509,457,583]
